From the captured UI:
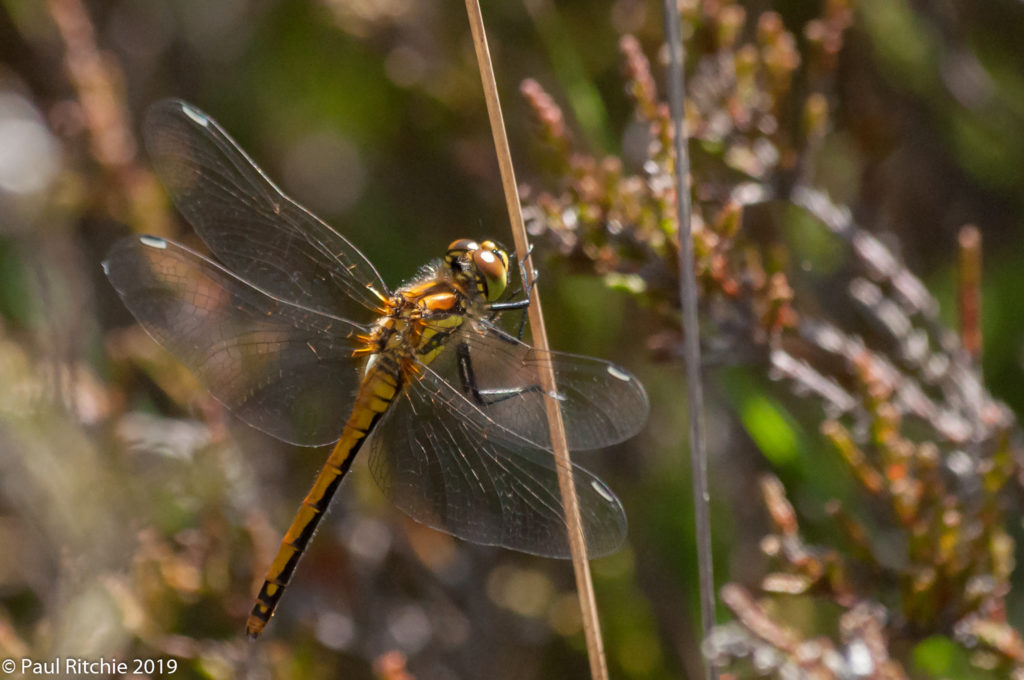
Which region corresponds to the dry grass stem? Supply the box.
[463,2,609,679]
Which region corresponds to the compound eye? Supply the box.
[445,239,479,272]
[473,246,509,301]
[446,238,478,257]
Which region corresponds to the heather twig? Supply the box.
[518,3,1023,676]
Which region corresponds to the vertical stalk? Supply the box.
[661,2,718,679]
[463,2,609,679]
[958,224,982,365]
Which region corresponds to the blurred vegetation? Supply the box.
[1,0,1024,679]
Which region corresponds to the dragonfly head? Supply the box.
[445,239,510,302]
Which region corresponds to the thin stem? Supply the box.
[957,224,982,365]
[521,0,612,152]
[661,2,718,679]
[463,2,609,679]
[46,0,170,238]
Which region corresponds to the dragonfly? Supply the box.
[103,100,649,639]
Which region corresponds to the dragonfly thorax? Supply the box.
[354,240,510,380]
[355,268,477,381]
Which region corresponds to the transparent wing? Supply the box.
[424,318,649,451]
[367,367,627,558]
[144,98,388,317]
[104,235,366,446]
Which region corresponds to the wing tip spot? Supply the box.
[181,104,210,127]
[591,480,616,503]
[606,365,630,382]
[139,235,168,250]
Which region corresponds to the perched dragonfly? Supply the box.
[103,100,649,638]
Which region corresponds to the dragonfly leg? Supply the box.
[487,245,538,340]
[456,341,544,407]
[515,243,538,300]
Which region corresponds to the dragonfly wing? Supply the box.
[426,318,649,451]
[367,367,627,558]
[144,99,388,317]
[104,236,365,446]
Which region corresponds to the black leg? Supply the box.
[456,341,544,407]
[487,246,538,340]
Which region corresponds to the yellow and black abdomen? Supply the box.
[247,286,471,638]
[246,355,403,638]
